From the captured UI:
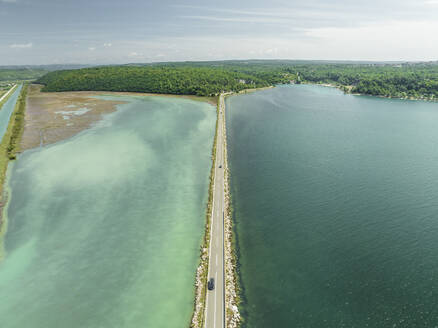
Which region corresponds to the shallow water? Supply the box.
[227,85,438,327]
[0,95,215,328]
[0,85,23,140]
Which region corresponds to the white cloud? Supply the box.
[88,47,96,51]
[9,42,32,48]
[103,43,112,47]
[304,20,438,61]
[180,15,289,24]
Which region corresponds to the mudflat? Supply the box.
[22,85,217,150]
[21,85,127,150]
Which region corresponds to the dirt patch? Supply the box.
[21,85,127,150]
[22,85,217,151]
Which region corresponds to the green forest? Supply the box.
[36,60,438,99]
[0,68,48,82]
[37,66,274,96]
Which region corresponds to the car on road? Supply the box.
[208,278,215,290]
[219,165,222,168]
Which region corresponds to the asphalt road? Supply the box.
[204,94,226,328]
[0,84,17,103]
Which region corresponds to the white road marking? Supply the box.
[214,271,218,328]
[204,95,227,328]
[0,85,17,103]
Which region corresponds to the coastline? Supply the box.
[0,85,18,109]
[190,97,219,328]
[235,86,274,94]
[301,81,438,102]
[0,84,27,240]
[222,94,241,327]
[23,85,218,151]
[1,86,220,261]
[42,88,218,106]
[191,88,271,328]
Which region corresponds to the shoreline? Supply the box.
[42,88,218,106]
[191,92,245,328]
[222,94,241,327]
[0,85,18,109]
[191,89,268,328]
[190,97,219,328]
[22,85,218,151]
[1,86,220,258]
[0,84,27,241]
[301,81,438,102]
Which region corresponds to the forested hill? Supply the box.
[0,68,48,81]
[37,66,279,96]
[36,61,438,100]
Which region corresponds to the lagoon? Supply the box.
[0,95,215,328]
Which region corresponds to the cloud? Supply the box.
[304,19,438,61]
[0,0,17,2]
[180,15,290,24]
[103,43,112,47]
[9,42,32,48]
[88,47,96,51]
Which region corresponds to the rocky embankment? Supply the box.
[222,94,241,328]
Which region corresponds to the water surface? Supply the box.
[0,95,215,328]
[227,85,438,327]
[0,85,23,140]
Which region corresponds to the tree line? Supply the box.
[36,61,438,100]
[0,68,48,82]
[37,66,272,96]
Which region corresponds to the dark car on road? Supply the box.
[208,278,215,290]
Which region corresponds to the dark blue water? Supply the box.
[226,85,438,327]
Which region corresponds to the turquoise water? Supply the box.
[0,96,215,328]
[0,85,22,140]
[226,85,438,327]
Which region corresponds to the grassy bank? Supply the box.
[190,97,219,328]
[0,83,28,207]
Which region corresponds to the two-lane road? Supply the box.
[0,84,17,104]
[204,94,226,328]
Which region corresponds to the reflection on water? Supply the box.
[0,95,215,328]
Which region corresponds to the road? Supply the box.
[0,84,17,104]
[204,94,226,328]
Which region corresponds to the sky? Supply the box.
[1,0,438,65]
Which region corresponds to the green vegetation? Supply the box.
[36,60,438,100]
[0,85,17,108]
[7,84,28,160]
[37,66,272,96]
[0,84,28,198]
[191,98,218,328]
[290,63,438,100]
[0,68,47,82]
[168,60,438,100]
